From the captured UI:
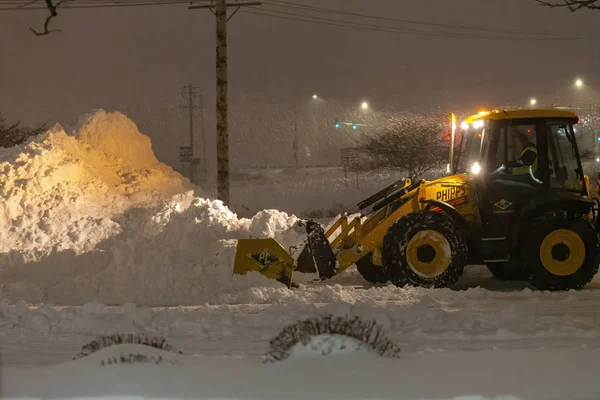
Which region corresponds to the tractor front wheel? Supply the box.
[356,253,388,284]
[382,211,468,288]
[525,215,599,291]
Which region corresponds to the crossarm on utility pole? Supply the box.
[188,1,262,9]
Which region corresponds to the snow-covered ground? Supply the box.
[3,342,600,400]
[2,111,600,400]
[2,273,600,399]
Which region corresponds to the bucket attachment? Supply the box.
[234,238,294,287]
[295,220,337,279]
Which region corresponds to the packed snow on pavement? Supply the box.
[1,111,600,400]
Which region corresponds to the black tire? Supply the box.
[356,253,388,284]
[382,211,468,288]
[525,215,600,291]
[486,263,525,281]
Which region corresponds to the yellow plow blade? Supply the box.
[234,238,294,287]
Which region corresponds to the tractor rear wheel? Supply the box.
[382,211,468,288]
[486,263,525,281]
[525,215,600,291]
[356,253,388,284]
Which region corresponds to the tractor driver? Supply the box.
[511,133,538,176]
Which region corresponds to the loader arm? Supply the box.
[329,175,474,274]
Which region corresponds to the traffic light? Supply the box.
[334,119,340,129]
[352,124,358,130]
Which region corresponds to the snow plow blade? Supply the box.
[295,220,337,279]
[234,238,294,287]
[233,221,337,286]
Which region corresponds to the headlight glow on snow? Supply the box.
[470,162,481,175]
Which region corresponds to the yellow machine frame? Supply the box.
[324,174,478,274]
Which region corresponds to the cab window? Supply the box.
[485,126,504,171]
[547,123,585,192]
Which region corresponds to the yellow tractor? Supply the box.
[234,109,600,291]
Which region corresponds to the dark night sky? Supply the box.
[1,0,599,168]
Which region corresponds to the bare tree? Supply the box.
[0,113,46,148]
[535,0,600,11]
[29,0,65,36]
[362,115,448,181]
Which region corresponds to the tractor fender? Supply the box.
[422,199,471,235]
[519,192,592,222]
[422,199,479,263]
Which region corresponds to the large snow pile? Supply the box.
[0,194,306,305]
[0,110,193,261]
[0,110,306,305]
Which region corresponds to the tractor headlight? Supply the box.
[470,162,481,175]
[473,120,484,129]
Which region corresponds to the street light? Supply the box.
[530,98,537,106]
[575,79,584,88]
[361,101,369,110]
[294,94,320,168]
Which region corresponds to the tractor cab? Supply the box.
[451,109,595,283]
[454,109,586,195]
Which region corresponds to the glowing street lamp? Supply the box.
[361,101,369,110]
[575,79,584,88]
[530,98,537,106]
[312,94,318,99]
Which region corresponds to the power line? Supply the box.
[0,0,192,10]
[264,0,567,37]
[243,8,597,41]
[0,0,189,3]
[1,0,596,41]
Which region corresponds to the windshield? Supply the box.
[457,117,585,192]
[454,123,484,174]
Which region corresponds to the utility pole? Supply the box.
[190,0,262,207]
[181,84,204,185]
[187,84,194,152]
[215,0,229,205]
[293,108,299,167]
[199,93,208,178]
